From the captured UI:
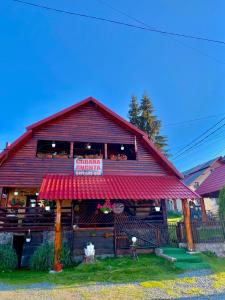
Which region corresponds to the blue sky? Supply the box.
[0,0,224,172]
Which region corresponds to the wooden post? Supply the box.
[70,142,74,158]
[54,200,62,272]
[182,199,194,252]
[161,199,167,224]
[104,143,108,159]
[200,198,207,223]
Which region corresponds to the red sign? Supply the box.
[74,158,103,176]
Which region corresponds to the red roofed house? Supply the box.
[182,157,225,215]
[0,97,199,270]
[197,162,225,201]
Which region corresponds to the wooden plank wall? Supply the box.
[0,103,169,187]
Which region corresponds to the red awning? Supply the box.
[39,174,199,200]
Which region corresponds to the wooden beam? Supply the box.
[104,143,108,159]
[200,198,207,223]
[161,199,167,225]
[70,142,74,158]
[54,200,62,272]
[182,199,194,252]
[134,136,137,153]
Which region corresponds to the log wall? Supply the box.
[0,103,169,187]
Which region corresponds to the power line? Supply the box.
[97,0,225,64]
[163,113,225,127]
[173,131,225,162]
[9,0,225,46]
[172,121,225,160]
[172,116,225,157]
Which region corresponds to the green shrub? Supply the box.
[30,243,53,271]
[167,210,182,219]
[202,251,217,258]
[0,244,18,271]
[60,243,73,268]
[30,243,72,271]
[219,185,225,220]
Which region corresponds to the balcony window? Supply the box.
[108,144,136,160]
[36,140,70,159]
[73,142,104,159]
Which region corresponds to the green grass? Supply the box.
[168,217,182,224]
[200,253,225,273]
[0,254,181,286]
[1,253,225,287]
[167,211,182,224]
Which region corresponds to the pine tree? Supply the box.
[218,185,225,220]
[128,95,139,127]
[128,93,168,154]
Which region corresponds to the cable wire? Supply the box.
[97,0,225,64]
[9,0,225,46]
[172,121,225,160]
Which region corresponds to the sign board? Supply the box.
[74,158,103,176]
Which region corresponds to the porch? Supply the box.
[0,173,200,270]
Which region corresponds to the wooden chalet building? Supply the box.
[0,97,199,270]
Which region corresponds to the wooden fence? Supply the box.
[178,220,225,244]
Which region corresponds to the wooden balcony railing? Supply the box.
[0,206,72,232]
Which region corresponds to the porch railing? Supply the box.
[0,206,72,232]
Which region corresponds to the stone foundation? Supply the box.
[179,242,225,257]
[0,232,13,245]
[195,243,225,257]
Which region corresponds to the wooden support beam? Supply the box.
[70,142,74,158]
[200,198,207,223]
[134,136,137,153]
[182,199,194,252]
[54,200,62,272]
[161,199,167,224]
[104,143,108,159]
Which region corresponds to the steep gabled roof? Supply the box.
[182,157,222,186]
[183,157,220,177]
[0,97,182,178]
[197,164,225,197]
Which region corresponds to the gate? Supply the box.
[115,214,169,252]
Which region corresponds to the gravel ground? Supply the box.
[0,270,225,300]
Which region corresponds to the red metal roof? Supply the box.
[196,164,225,196]
[39,174,199,201]
[0,97,182,179]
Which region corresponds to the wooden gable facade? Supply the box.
[0,97,177,188]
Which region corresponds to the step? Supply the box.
[172,254,203,263]
[175,261,210,270]
[160,247,186,255]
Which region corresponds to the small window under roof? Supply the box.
[37,140,70,158]
[73,142,104,159]
[108,143,136,160]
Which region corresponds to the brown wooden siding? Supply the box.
[0,103,168,187]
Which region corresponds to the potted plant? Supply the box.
[10,198,24,208]
[44,200,51,211]
[97,199,112,214]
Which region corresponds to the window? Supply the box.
[73,142,104,159]
[36,140,70,158]
[108,143,136,160]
